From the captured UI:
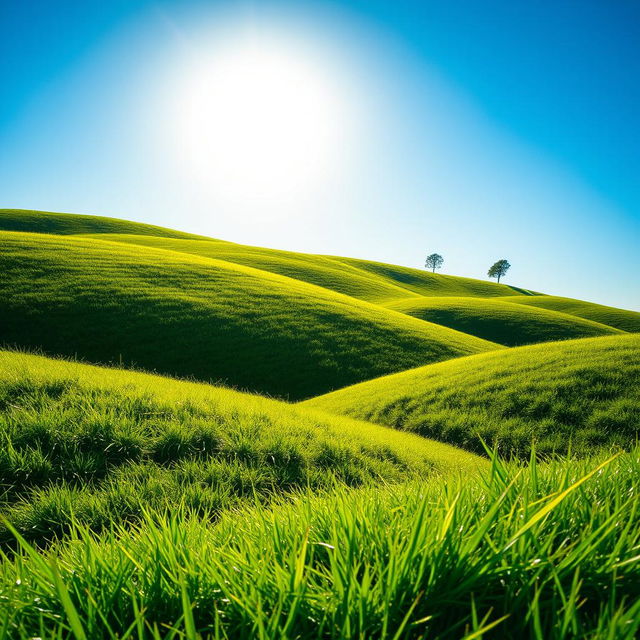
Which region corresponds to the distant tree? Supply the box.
[488,259,511,283]
[425,253,444,273]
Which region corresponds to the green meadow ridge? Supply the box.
[0,350,479,546]
[1,208,638,403]
[0,208,639,639]
[304,334,640,457]
[0,231,498,400]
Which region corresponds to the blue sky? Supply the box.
[1,0,638,309]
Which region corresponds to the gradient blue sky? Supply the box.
[1,0,638,309]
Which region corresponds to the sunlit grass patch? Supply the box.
[305,334,640,458]
[0,350,480,545]
[1,448,639,639]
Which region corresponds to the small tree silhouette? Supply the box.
[425,253,444,273]
[488,259,511,283]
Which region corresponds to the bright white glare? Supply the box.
[173,36,352,206]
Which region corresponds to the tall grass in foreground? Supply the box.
[1,448,639,639]
[0,357,479,546]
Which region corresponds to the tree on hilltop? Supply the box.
[425,253,444,273]
[488,259,511,283]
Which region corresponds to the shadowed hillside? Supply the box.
[0,232,499,399]
[304,334,640,457]
[499,295,640,333]
[385,296,623,346]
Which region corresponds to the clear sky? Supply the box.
[1,0,638,310]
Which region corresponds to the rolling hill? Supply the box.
[0,208,204,239]
[1,210,539,303]
[1,209,639,639]
[304,334,640,457]
[329,256,541,298]
[79,234,421,303]
[499,295,640,333]
[81,233,537,303]
[0,349,481,544]
[0,231,500,399]
[385,296,623,346]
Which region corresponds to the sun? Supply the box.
[173,36,350,205]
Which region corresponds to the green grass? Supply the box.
[385,296,623,346]
[2,209,640,638]
[82,234,425,303]
[83,233,536,303]
[304,334,640,458]
[499,295,640,333]
[1,448,639,639]
[0,231,500,399]
[0,209,203,239]
[3,210,540,303]
[329,256,540,298]
[0,350,480,545]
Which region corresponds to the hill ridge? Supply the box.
[0,230,500,399]
[303,333,640,457]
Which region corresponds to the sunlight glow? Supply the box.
[173,36,351,206]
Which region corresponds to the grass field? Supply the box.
[1,209,639,638]
[81,234,425,303]
[499,295,640,333]
[0,209,204,239]
[305,334,640,457]
[0,231,499,399]
[385,296,623,346]
[2,449,638,639]
[330,256,541,298]
[0,350,480,546]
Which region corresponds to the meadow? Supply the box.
[0,209,639,639]
[2,449,639,639]
[0,350,479,547]
[305,334,640,458]
[0,231,498,400]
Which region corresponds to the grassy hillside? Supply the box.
[304,334,640,457]
[500,295,640,333]
[0,232,500,399]
[0,208,203,239]
[85,233,534,303]
[385,296,623,346]
[2,210,537,302]
[0,350,480,545]
[82,234,420,303]
[2,449,638,639]
[1,209,639,639]
[329,256,540,298]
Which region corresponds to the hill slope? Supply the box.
[304,334,640,457]
[81,234,421,303]
[0,350,480,544]
[0,208,204,239]
[328,256,540,298]
[385,296,623,346]
[0,232,500,399]
[499,295,640,333]
[83,233,535,303]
